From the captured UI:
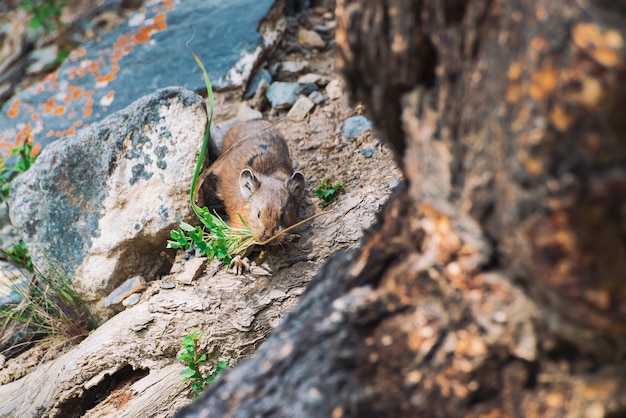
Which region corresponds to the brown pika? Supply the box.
[210,119,305,243]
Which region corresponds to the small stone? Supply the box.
[360,148,376,158]
[176,257,206,284]
[266,82,301,108]
[279,61,308,77]
[287,96,315,122]
[122,293,141,307]
[237,103,263,121]
[297,73,329,86]
[160,281,175,289]
[325,79,342,100]
[343,116,373,139]
[104,276,147,308]
[297,28,325,49]
[243,68,272,99]
[308,90,326,105]
[26,44,59,74]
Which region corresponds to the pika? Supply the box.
[209,119,305,243]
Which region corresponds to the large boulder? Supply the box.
[9,86,206,319]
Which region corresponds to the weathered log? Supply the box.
[176,0,626,416]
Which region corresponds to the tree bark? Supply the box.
[176,0,626,416]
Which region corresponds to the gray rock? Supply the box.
[287,96,315,121]
[360,148,376,158]
[298,82,319,96]
[308,90,326,105]
[343,115,373,139]
[237,103,263,121]
[279,61,308,77]
[297,73,329,86]
[104,276,147,308]
[160,281,175,289]
[266,82,301,108]
[9,87,206,318]
[243,68,272,99]
[25,44,59,75]
[325,79,342,100]
[0,262,28,307]
[176,257,206,285]
[0,0,284,155]
[122,293,141,307]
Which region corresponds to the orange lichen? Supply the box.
[572,23,624,67]
[530,62,558,102]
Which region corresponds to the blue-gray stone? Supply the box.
[0,0,281,155]
[266,82,301,108]
[343,115,373,139]
[360,148,376,158]
[243,68,272,99]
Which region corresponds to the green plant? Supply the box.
[0,140,38,206]
[167,40,255,266]
[178,330,228,393]
[0,261,96,352]
[1,241,34,271]
[20,0,65,33]
[314,179,344,207]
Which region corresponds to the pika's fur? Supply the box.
[209,120,305,243]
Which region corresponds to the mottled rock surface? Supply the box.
[9,87,206,318]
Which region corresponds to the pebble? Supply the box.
[308,90,326,105]
[122,293,141,307]
[297,73,329,86]
[343,116,373,139]
[104,276,146,307]
[360,148,376,158]
[176,257,206,285]
[160,281,175,289]
[266,81,301,108]
[26,44,59,74]
[287,96,315,122]
[237,102,263,121]
[297,28,325,50]
[298,82,319,96]
[279,61,308,77]
[325,79,342,100]
[243,68,272,99]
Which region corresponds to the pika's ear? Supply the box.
[287,172,305,198]
[240,169,260,198]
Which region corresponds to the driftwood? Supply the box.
[176,0,626,416]
[0,260,313,417]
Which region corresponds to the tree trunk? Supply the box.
[176,0,626,416]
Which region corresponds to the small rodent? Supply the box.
[209,119,305,243]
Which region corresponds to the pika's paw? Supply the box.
[229,256,251,275]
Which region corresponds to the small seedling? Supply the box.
[314,179,344,207]
[178,330,227,393]
[1,241,34,271]
[21,0,65,33]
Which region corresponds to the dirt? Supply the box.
[0,2,401,403]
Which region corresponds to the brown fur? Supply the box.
[210,120,305,242]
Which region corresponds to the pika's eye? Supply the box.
[257,211,261,219]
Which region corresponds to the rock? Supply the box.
[297,28,325,49]
[266,81,301,108]
[325,79,343,100]
[243,68,272,99]
[297,73,329,86]
[297,83,319,96]
[343,115,373,139]
[0,0,285,156]
[360,148,376,158]
[104,276,147,308]
[308,90,326,105]
[287,96,315,122]
[160,281,176,289]
[0,262,28,307]
[25,44,59,75]
[237,103,263,121]
[122,293,141,307]
[279,61,308,77]
[9,87,206,319]
[176,257,206,285]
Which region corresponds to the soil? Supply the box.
[0,1,401,410]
